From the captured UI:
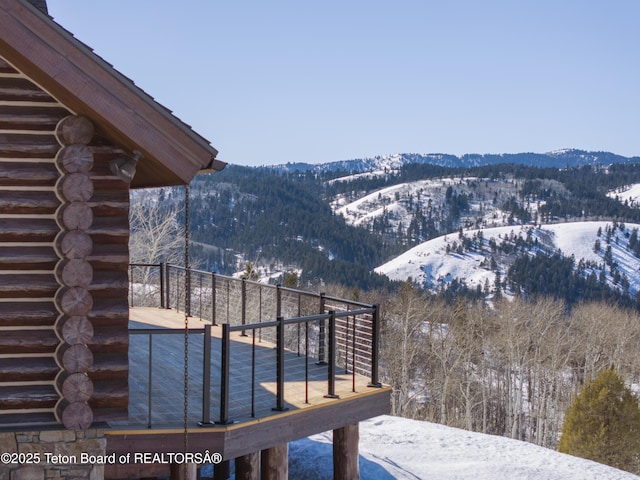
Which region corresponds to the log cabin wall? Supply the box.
[0,55,129,429]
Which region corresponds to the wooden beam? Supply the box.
[105,388,391,460]
[222,388,391,459]
[0,190,59,214]
[0,301,58,326]
[88,380,128,408]
[0,57,17,74]
[105,463,169,480]
[0,162,59,186]
[0,76,56,103]
[0,218,58,242]
[0,356,58,382]
[333,423,359,480]
[0,246,58,270]
[0,384,57,409]
[0,132,59,158]
[0,328,58,354]
[235,451,260,480]
[170,463,196,480]
[0,105,70,131]
[261,443,288,480]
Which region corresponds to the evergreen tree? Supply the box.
[558,369,640,473]
[283,270,299,288]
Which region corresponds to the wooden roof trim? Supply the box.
[0,1,224,188]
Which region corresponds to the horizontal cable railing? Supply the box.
[127,263,381,427]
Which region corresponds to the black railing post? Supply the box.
[129,264,134,307]
[345,314,350,374]
[226,280,230,324]
[147,333,153,428]
[199,324,214,426]
[352,313,357,392]
[368,304,382,388]
[251,328,256,417]
[241,278,247,336]
[211,273,217,326]
[297,295,301,357]
[324,310,338,399]
[272,316,288,411]
[305,322,309,404]
[160,262,166,309]
[199,274,203,320]
[218,323,231,424]
[276,284,282,318]
[166,265,172,310]
[317,293,327,365]
[176,267,180,314]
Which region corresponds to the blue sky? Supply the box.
[47,1,640,166]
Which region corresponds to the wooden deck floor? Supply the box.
[113,306,381,429]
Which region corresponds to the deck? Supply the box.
[105,305,391,475]
[116,306,380,428]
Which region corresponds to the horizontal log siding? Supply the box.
[86,148,129,424]
[0,55,130,427]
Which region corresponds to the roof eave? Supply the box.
[1,0,224,188]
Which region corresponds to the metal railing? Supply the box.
[127,264,381,427]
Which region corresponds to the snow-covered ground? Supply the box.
[288,415,639,479]
[376,221,640,296]
[332,176,517,230]
[203,415,638,479]
[609,183,640,208]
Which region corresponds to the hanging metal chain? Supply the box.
[183,183,190,460]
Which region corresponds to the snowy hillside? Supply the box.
[609,183,640,208]
[331,175,528,234]
[376,221,640,297]
[287,415,639,479]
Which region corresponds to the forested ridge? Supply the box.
[133,159,640,304]
[186,165,398,288]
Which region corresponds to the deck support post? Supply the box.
[261,443,288,480]
[235,450,261,480]
[169,462,196,480]
[333,423,359,480]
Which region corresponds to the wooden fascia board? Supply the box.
[0,1,222,187]
[105,387,392,459]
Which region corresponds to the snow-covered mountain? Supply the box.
[376,221,640,298]
[271,149,640,174]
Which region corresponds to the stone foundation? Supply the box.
[0,428,105,480]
